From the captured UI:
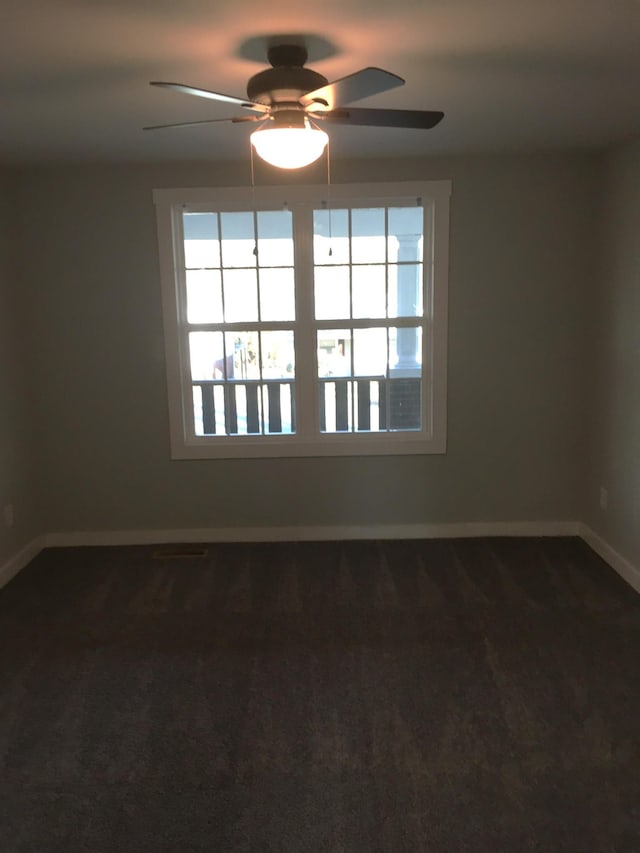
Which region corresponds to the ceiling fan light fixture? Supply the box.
[250,114,328,169]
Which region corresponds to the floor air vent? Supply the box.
[152,546,208,560]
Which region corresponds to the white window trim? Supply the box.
[153,181,451,459]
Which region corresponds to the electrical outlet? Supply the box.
[599,487,608,511]
[3,503,14,528]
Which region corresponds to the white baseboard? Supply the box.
[4,523,637,600]
[42,520,581,548]
[0,522,582,593]
[0,537,45,591]
[579,523,640,595]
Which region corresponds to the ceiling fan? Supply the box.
[144,43,444,168]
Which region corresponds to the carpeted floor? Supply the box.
[0,537,639,852]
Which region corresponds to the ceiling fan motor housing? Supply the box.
[246,43,328,106]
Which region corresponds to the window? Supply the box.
[154,181,450,458]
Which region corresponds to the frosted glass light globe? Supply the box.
[251,124,328,169]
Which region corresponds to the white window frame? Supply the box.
[154,181,451,459]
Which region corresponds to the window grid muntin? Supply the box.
[182,208,296,437]
[313,206,424,322]
[316,324,423,434]
[312,204,424,435]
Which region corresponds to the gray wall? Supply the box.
[11,151,597,536]
[0,171,39,564]
[585,139,640,567]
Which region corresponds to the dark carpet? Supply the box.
[1,537,639,852]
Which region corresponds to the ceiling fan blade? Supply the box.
[300,67,404,110]
[143,116,263,131]
[150,81,268,113]
[314,107,444,129]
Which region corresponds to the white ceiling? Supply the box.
[2,0,640,164]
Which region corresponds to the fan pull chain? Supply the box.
[249,139,258,257]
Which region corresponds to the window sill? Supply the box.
[171,433,447,459]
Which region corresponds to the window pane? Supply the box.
[389,326,422,374]
[261,330,295,379]
[313,209,349,265]
[186,269,223,324]
[229,384,265,435]
[388,207,423,263]
[191,329,295,437]
[193,384,226,436]
[319,380,353,433]
[223,268,258,323]
[351,208,386,264]
[189,331,223,380]
[225,331,260,380]
[262,383,295,434]
[183,212,220,269]
[352,265,386,319]
[353,328,387,377]
[220,211,256,268]
[257,210,293,267]
[317,331,351,377]
[388,263,423,318]
[354,379,383,433]
[193,385,204,435]
[314,266,350,320]
[389,379,422,430]
[259,268,295,322]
